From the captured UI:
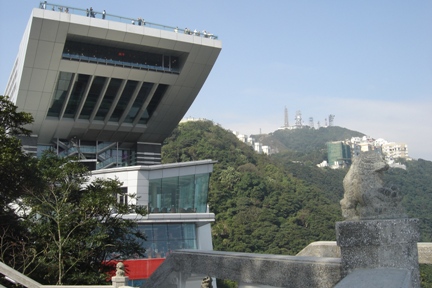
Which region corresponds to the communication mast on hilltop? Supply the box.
[309,117,314,129]
[284,106,289,128]
[295,110,302,128]
[329,114,335,126]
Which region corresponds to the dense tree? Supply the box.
[0,96,147,284]
[0,95,37,217]
[23,152,147,285]
[0,95,39,277]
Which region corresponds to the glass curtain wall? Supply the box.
[148,173,210,213]
[138,223,196,259]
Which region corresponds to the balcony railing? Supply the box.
[62,53,180,74]
[38,2,219,39]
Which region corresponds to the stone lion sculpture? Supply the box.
[115,262,126,276]
[201,276,213,288]
[340,151,406,220]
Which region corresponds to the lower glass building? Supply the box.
[90,160,216,286]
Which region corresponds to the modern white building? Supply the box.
[4,2,221,286]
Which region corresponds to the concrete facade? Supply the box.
[4,8,221,147]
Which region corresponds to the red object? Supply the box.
[105,258,165,280]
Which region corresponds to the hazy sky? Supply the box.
[1,1,431,160]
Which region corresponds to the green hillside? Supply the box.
[258,126,364,152]
[162,120,342,254]
[254,126,364,164]
[162,120,432,286]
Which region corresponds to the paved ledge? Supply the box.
[334,268,411,288]
[143,250,341,288]
[297,241,432,264]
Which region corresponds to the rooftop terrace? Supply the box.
[38,1,218,39]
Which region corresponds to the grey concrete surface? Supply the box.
[297,241,432,264]
[334,268,412,288]
[336,218,420,288]
[143,250,342,288]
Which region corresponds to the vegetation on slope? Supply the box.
[162,120,432,287]
[250,126,364,165]
[163,120,342,255]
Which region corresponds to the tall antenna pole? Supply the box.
[295,110,302,128]
[309,117,314,128]
[329,114,335,126]
[284,106,289,128]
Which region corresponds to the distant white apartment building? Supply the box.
[382,142,409,159]
[233,131,274,155]
[262,145,272,155]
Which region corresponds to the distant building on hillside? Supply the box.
[382,142,409,159]
[327,141,352,169]
[232,131,275,155]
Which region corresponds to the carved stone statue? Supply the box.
[116,262,126,277]
[200,276,213,288]
[340,151,406,220]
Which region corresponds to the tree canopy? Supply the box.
[0,95,36,218]
[0,95,146,285]
[22,152,147,285]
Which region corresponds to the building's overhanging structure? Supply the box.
[5,6,221,166]
[4,4,221,286]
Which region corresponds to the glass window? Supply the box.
[161,177,178,213]
[118,187,128,205]
[163,56,170,69]
[110,80,138,122]
[149,173,211,214]
[95,78,122,121]
[48,72,74,117]
[64,74,90,118]
[37,145,54,158]
[178,175,194,213]
[62,39,180,74]
[80,76,106,119]
[137,224,196,258]
[195,174,210,213]
[171,57,179,71]
[149,179,162,213]
[124,82,153,123]
[139,84,168,124]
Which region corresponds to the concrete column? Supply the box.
[336,218,420,288]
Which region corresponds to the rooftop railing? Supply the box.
[38,2,218,39]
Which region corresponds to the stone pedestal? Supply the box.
[111,275,129,288]
[336,218,420,288]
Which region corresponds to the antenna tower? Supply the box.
[329,114,335,126]
[295,111,302,128]
[284,107,289,128]
[309,117,314,129]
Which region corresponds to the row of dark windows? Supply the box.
[48,72,168,124]
[62,40,180,72]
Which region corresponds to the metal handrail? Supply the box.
[38,2,218,39]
